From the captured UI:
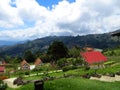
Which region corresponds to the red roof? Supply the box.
[81,51,107,64]
[0,66,5,72]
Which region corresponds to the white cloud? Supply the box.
[0,0,24,28]
[0,0,120,40]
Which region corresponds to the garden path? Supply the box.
[90,75,120,82]
[3,78,20,88]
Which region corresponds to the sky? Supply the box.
[0,0,120,41]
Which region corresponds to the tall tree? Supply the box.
[24,50,36,62]
[47,41,68,62]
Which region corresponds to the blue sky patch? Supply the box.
[9,0,16,8]
[36,0,75,9]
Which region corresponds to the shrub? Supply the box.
[109,73,115,77]
[62,66,77,72]
[82,73,91,79]
[84,66,90,71]
[17,71,24,76]
[57,58,67,68]
[0,80,7,90]
[116,71,120,75]
[72,58,83,66]
[13,77,23,86]
[57,57,83,69]
[91,73,101,78]
[25,71,30,75]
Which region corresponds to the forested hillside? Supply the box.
[0,33,120,56]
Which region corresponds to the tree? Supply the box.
[47,41,68,62]
[35,51,41,58]
[23,50,36,62]
[69,46,81,58]
[40,53,51,63]
[11,57,22,64]
[4,55,12,63]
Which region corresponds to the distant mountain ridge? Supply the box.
[0,40,25,47]
[0,31,120,57]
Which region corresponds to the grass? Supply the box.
[23,75,42,80]
[65,63,120,75]
[44,78,120,90]
[45,78,120,90]
[5,56,120,90]
[6,83,34,90]
[7,77,120,90]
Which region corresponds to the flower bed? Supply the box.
[0,76,8,80]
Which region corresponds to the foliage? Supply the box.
[0,80,7,90]
[6,77,120,90]
[69,46,81,58]
[6,56,120,90]
[103,46,120,56]
[4,55,12,63]
[72,58,83,66]
[57,58,67,68]
[57,58,83,68]
[44,78,120,90]
[41,63,56,71]
[40,53,51,63]
[1,33,120,57]
[104,61,116,66]
[1,56,22,64]
[24,71,30,75]
[23,50,36,62]
[47,41,68,61]
[11,57,22,64]
[16,71,25,77]
[62,66,77,72]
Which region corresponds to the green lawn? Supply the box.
[45,78,120,90]
[6,83,34,90]
[7,77,120,90]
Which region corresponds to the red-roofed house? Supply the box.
[81,51,107,68]
[0,66,5,73]
[84,47,94,52]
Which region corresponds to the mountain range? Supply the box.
[0,40,25,47]
[0,31,120,57]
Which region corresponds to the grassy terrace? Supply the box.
[7,77,120,90]
[6,64,120,90]
[4,56,120,90]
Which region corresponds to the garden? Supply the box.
[1,41,120,90]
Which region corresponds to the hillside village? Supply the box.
[0,0,120,89]
[1,31,120,90]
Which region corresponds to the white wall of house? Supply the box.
[18,65,35,70]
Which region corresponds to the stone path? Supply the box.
[90,75,120,82]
